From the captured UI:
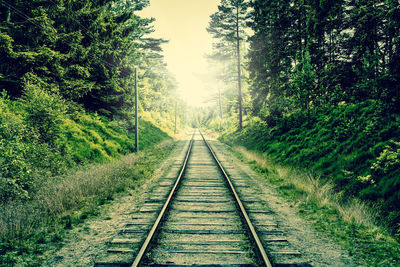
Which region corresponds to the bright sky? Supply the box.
[139,0,220,107]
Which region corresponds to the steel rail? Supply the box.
[131,132,195,267]
[199,131,273,267]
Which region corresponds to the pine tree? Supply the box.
[0,0,163,117]
[248,0,293,120]
[385,0,400,112]
[0,0,63,97]
[207,0,249,130]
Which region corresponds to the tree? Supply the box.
[0,0,63,97]
[204,42,237,131]
[207,0,249,130]
[289,51,316,119]
[248,0,352,118]
[248,0,293,121]
[0,0,164,117]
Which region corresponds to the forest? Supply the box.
[202,0,400,235]
[1,0,400,264]
[0,0,183,201]
[0,0,183,263]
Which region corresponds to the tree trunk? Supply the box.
[236,5,243,131]
[218,86,223,131]
[6,7,11,23]
[174,100,177,134]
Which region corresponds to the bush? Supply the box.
[22,82,66,146]
[371,140,400,179]
[0,93,32,200]
[368,141,400,208]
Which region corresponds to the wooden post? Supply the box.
[135,68,139,152]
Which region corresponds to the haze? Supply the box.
[139,0,220,107]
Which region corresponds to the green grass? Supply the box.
[137,119,172,150]
[220,100,400,232]
[230,146,400,266]
[0,139,176,265]
[61,113,135,163]
[0,92,177,264]
[61,114,170,164]
[0,90,174,201]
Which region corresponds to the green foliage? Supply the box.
[0,86,173,202]
[138,56,179,116]
[0,139,176,265]
[60,113,137,163]
[207,0,250,130]
[141,111,179,137]
[22,81,66,145]
[221,100,400,231]
[371,141,400,178]
[247,0,400,115]
[0,0,180,203]
[0,0,169,117]
[0,139,31,201]
[0,92,32,200]
[137,119,171,150]
[368,141,400,213]
[207,0,249,43]
[289,51,316,113]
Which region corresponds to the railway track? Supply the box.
[95,130,309,266]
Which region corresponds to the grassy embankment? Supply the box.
[0,92,175,265]
[220,100,400,266]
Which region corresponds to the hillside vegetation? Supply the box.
[0,85,172,202]
[221,101,400,232]
[203,0,400,237]
[0,0,181,263]
[0,0,182,201]
[0,88,175,264]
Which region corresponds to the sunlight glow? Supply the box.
[139,0,220,107]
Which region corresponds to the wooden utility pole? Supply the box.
[135,68,139,152]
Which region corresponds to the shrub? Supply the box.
[0,140,32,201]
[371,140,400,179]
[368,141,400,209]
[22,82,66,146]
[0,93,32,200]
